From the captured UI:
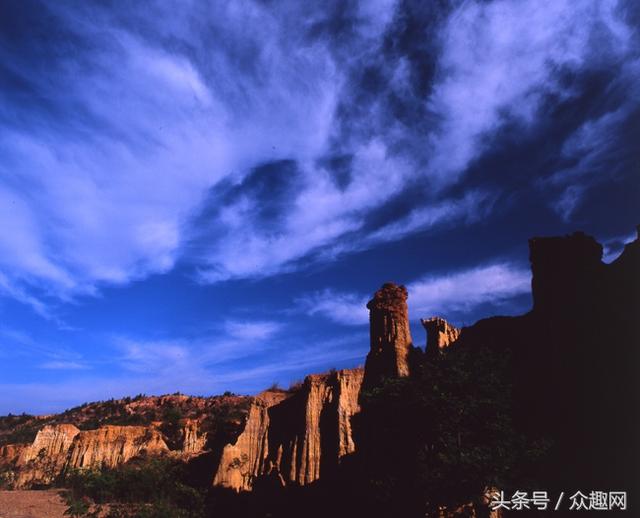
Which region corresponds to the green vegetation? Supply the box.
[63,458,206,518]
[0,413,38,445]
[159,407,183,449]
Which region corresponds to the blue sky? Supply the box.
[0,0,638,414]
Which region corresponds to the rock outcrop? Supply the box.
[17,424,80,465]
[66,425,168,470]
[3,424,168,488]
[266,368,364,486]
[0,443,28,466]
[213,391,288,491]
[213,368,364,491]
[420,317,460,355]
[363,283,414,388]
[180,419,207,454]
[13,424,80,487]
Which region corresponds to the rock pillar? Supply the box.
[363,282,413,388]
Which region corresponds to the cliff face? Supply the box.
[266,368,364,486]
[363,283,413,388]
[213,391,288,491]
[13,424,80,488]
[0,394,250,453]
[0,443,27,467]
[3,424,168,488]
[18,424,80,465]
[66,425,168,470]
[180,418,207,454]
[213,369,364,491]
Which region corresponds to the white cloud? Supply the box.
[296,290,369,326]
[224,320,282,341]
[407,263,530,317]
[0,0,634,313]
[196,139,413,281]
[545,58,640,219]
[0,1,344,305]
[365,190,494,246]
[298,262,531,326]
[426,0,632,185]
[602,231,638,264]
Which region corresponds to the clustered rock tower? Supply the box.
[421,316,460,356]
[362,282,414,388]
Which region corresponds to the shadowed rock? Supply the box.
[363,283,414,388]
[420,316,461,355]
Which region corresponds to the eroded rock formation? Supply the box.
[13,424,80,487]
[363,283,413,388]
[421,317,461,355]
[66,425,168,470]
[0,443,27,467]
[3,423,168,488]
[213,391,287,491]
[180,418,207,454]
[2,226,636,506]
[454,227,640,494]
[213,369,364,491]
[266,368,364,486]
[18,424,80,465]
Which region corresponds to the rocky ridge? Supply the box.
[1,227,637,504]
[0,395,249,489]
[213,368,364,491]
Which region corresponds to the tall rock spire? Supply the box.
[362,282,413,388]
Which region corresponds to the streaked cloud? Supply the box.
[298,262,531,326]
[408,263,530,318]
[1,0,633,309]
[39,361,89,371]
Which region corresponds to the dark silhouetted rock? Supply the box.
[363,283,414,388]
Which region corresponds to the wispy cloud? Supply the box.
[298,262,531,326]
[407,263,530,318]
[545,59,640,219]
[426,0,633,185]
[0,327,86,364]
[0,331,368,414]
[224,320,282,341]
[0,0,635,312]
[39,360,89,371]
[602,230,638,263]
[296,290,369,326]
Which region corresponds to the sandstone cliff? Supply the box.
[213,368,364,491]
[180,418,207,454]
[14,424,80,487]
[3,423,169,488]
[0,443,27,467]
[66,425,168,470]
[266,368,364,486]
[213,391,288,491]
